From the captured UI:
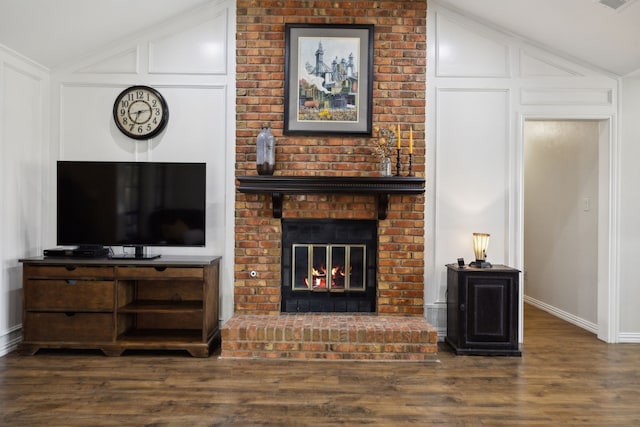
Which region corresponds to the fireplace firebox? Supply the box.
[281,219,377,312]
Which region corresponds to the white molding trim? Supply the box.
[618,333,640,343]
[520,88,613,106]
[0,43,49,72]
[517,112,620,344]
[0,325,22,357]
[425,301,447,340]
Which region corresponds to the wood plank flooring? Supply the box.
[1,304,639,426]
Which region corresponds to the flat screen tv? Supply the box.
[57,161,206,259]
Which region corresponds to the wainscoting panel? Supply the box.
[435,11,510,78]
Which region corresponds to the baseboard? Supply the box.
[425,301,447,341]
[618,333,640,343]
[0,325,22,357]
[524,296,598,334]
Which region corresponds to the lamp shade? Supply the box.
[472,233,490,262]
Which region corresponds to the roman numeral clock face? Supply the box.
[113,85,169,140]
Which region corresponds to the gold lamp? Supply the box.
[470,233,492,268]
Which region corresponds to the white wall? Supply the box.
[619,72,640,342]
[524,120,599,331]
[3,1,639,356]
[426,2,622,342]
[0,45,50,356]
[48,0,236,324]
[0,0,236,357]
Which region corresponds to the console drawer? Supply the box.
[24,279,114,311]
[115,266,203,280]
[24,265,113,279]
[23,312,114,342]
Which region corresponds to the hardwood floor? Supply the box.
[1,304,639,426]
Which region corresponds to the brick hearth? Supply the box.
[220,314,438,361]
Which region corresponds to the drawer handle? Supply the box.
[65,265,77,271]
[460,304,466,312]
[154,267,167,272]
[64,312,77,317]
[66,280,77,285]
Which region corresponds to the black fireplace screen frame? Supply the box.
[281,219,377,313]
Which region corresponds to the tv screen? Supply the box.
[57,161,206,251]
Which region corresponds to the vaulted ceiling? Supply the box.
[0,0,639,76]
[0,0,211,69]
[435,0,640,76]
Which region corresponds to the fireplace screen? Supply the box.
[292,244,366,292]
[281,219,377,312]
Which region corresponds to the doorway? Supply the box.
[523,119,610,339]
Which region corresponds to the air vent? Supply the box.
[596,0,636,10]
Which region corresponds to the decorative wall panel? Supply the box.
[521,88,612,106]
[435,13,509,77]
[434,88,509,291]
[149,11,227,74]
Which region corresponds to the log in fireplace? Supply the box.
[281,219,377,312]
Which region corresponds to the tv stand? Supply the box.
[110,253,162,261]
[110,245,161,260]
[19,255,220,357]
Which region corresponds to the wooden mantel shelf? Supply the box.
[236,175,425,220]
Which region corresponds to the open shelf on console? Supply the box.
[118,329,203,343]
[119,300,203,313]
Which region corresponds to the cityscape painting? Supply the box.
[284,24,373,135]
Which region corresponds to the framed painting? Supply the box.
[284,23,374,136]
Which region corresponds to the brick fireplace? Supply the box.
[221,176,436,360]
[222,0,434,360]
[232,175,427,316]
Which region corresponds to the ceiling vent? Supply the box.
[596,0,636,10]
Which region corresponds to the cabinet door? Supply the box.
[465,275,516,345]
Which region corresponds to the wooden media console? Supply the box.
[19,256,220,357]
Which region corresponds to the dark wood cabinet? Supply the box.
[19,256,220,357]
[446,264,521,356]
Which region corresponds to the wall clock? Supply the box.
[113,85,169,140]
